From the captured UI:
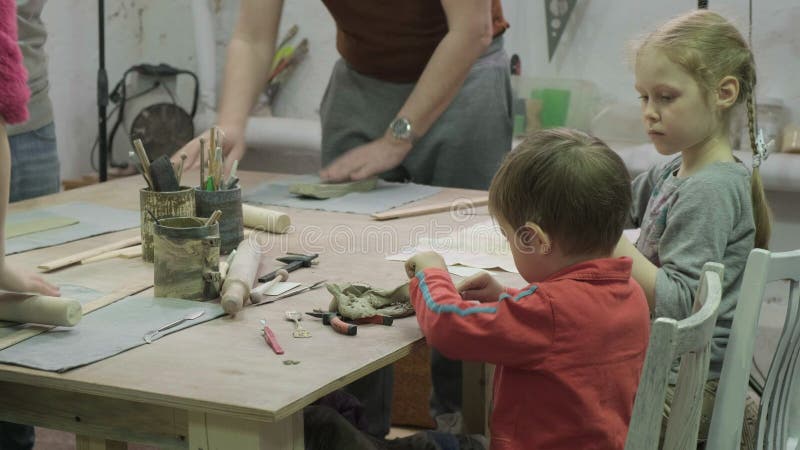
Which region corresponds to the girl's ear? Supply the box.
[716,75,740,110]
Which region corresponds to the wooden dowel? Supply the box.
[371,196,489,221]
[38,236,142,272]
[80,245,143,264]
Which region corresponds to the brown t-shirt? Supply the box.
[320,0,509,83]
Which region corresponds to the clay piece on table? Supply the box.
[326,282,414,319]
[288,178,378,199]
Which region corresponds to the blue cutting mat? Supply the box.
[243,175,441,215]
[0,295,225,372]
[6,202,139,255]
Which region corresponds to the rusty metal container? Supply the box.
[153,217,221,301]
[139,186,195,262]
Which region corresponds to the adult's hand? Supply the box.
[171,125,246,175]
[319,135,412,183]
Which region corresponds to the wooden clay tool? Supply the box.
[0,293,83,327]
[220,239,261,316]
[132,138,154,189]
[38,235,142,272]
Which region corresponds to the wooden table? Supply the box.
[0,171,520,449]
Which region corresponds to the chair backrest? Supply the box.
[707,248,800,450]
[625,262,724,450]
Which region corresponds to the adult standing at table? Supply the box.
[174,0,513,438]
[8,0,60,203]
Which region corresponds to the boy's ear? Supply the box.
[520,222,551,254]
[715,75,740,110]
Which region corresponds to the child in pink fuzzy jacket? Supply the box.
[0,0,59,295]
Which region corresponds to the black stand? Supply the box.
[97,0,108,182]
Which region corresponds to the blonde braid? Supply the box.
[746,89,772,249]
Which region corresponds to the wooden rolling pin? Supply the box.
[242,204,291,234]
[0,293,82,326]
[220,240,261,316]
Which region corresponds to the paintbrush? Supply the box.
[176,153,187,185]
[199,137,206,190]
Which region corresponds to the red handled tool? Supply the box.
[351,315,393,326]
[305,312,357,336]
[260,319,284,354]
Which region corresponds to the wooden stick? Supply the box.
[37,236,142,272]
[132,139,154,189]
[371,196,489,221]
[177,153,187,185]
[80,245,143,264]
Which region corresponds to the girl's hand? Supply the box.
[456,271,503,303]
[405,251,447,278]
[0,266,60,297]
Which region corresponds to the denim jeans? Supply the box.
[9,122,60,203]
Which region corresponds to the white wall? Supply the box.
[41,0,336,182]
[501,0,800,122]
[42,0,799,182]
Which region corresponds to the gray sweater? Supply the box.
[8,0,52,136]
[628,156,755,379]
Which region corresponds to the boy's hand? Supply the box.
[456,271,504,302]
[0,266,60,297]
[405,251,447,278]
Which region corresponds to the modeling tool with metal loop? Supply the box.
[143,310,205,343]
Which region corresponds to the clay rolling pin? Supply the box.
[242,204,291,234]
[220,240,261,316]
[0,293,82,326]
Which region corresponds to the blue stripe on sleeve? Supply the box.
[417,272,497,316]
[513,286,538,301]
[497,286,538,302]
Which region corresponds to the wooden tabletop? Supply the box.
[3,170,519,424]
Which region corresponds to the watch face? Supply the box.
[391,117,412,140]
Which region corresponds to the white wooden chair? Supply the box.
[625,262,724,450]
[707,248,800,450]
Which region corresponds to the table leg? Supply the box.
[75,435,127,450]
[461,362,494,437]
[188,410,304,450]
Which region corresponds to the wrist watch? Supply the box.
[388,116,415,144]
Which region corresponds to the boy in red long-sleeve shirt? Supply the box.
[406,128,651,450]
